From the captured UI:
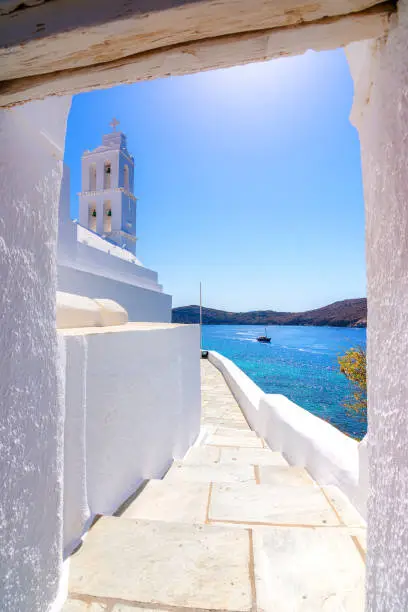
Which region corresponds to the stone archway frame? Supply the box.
[2,1,408,611]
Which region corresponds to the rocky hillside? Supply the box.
[172,298,367,327]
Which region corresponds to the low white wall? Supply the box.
[208,351,367,517]
[60,323,201,556]
[58,265,172,323]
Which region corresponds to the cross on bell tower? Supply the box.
[110,117,120,132]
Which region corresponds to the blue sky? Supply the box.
[64,48,365,311]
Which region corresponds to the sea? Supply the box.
[201,325,367,441]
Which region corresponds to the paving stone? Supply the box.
[205,434,264,448]
[253,527,365,611]
[322,485,366,527]
[351,530,367,562]
[62,600,107,611]
[66,361,366,612]
[113,606,173,611]
[316,527,367,560]
[355,529,367,552]
[257,465,314,486]
[204,419,249,430]
[164,461,256,484]
[209,483,340,526]
[121,480,209,523]
[213,427,257,438]
[69,517,252,611]
[183,446,220,464]
[220,447,289,467]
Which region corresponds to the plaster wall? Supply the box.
[75,225,142,266]
[346,3,408,608]
[59,323,201,555]
[0,96,71,612]
[208,351,367,517]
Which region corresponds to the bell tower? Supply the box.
[78,119,137,254]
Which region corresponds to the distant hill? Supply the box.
[172,298,367,328]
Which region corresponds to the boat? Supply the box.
[257,327,271,343]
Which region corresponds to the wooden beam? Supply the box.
[0,0,392,80]
[0,2,394,107]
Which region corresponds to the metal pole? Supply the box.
[199,281,203,351]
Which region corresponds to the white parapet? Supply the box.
[59,321,201,557]
[208,350,367,518]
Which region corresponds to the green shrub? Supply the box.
[338,347,367,419]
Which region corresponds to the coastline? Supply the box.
[172,298,367,328]
[198,322,366,328]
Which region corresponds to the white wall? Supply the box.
[208,351,367,517]
[60,323,201,556]
[0,96,72,612]
[347,4,408,608]
[58,265,172,323]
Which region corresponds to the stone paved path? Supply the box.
[63,360,366,612]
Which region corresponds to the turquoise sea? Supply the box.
[202,325,367,440]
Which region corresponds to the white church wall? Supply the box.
[58,264,172,322]
[76,224,142,266]
[59,323,201,555]
[346,3,408,608]
[208,351,367,518]
[0,95,72,612]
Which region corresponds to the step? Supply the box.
[203,412,248,425]
[121,480,209,523]
[121,481,364,530]
[208,483,365,528]
[165,460,314,488]
[208,483,343,527]
[321,485,366,527]
[64,517,365,612]
[212,427,258,438]
[183,446,289,468]
[183,445,220,464]
[202,417,250,430]
[255,465,314,486]
[67,516,253,611]
[64,601,169,611]
[204,433,264,448]
[219,447,289,466]
[253,527,365,611]
[164,460,257,484]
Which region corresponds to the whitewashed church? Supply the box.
[57,120,172,322]
[78,118,137,254]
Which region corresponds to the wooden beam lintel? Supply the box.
[0,2,395,108]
